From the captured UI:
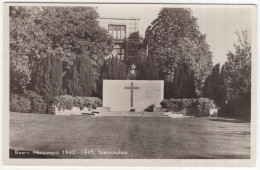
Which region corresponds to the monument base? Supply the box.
[95,111,168,117]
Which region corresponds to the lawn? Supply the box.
[9,112,250,159]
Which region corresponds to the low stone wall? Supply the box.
[54,106,92,115]
[54,106,111,115]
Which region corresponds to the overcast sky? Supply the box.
[94,4,255,66]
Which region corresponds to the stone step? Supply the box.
[81,113,95,116]
[95,111,170,117]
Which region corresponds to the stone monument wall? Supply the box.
[103,80,164,111]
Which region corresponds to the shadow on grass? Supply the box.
[9,149,60,159]
[209,118,250,123]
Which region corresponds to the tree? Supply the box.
[203,63,227,106]
[125,32,147,67]
[103,57,127,80]
[63,56,95,97]
[62,61,79,96]
[224,31,251,96]
[218,31,251,119]
[172,62,196,98]
[9,6,113,92]
[75,56,95,96]
[10,7,39,93]
[33,53,63,103]
[137,54,159,80]
[145,8,213,95]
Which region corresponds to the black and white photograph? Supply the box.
[2,2,258,167]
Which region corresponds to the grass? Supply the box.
[9,112,250,159]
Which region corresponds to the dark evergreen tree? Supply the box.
[172,62,196,98]
[136,55,159,80]
[100,60,109,79]
[147,55,159,80]
[33,53,63,103]
[203,63,227,106]
[101,57,127,80]
[62,62,79,95]
[204,64,220,98]
[63,56,95,97]
[137,63,149,80]
[76,56,95,96]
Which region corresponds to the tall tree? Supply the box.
[125,32,147,67]
[100,57,127,80]
[33,53,63,103]
[9,6,113,92]
[145,8,213,96]
[219,31,251,118]
[203,63,227,106]
[224,31,251,96]
[137,55,159,80]
[172,62,196,98]
[63,56,95,97]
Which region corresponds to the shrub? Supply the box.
[10,93,31,113]
[24,90,46,105]
[23,90,47,114]
[160,99,181,112]
[196,98,216,117]
[161,98,216,117]
[33,53,63,103]
[130,108,136,112]
[53,95,102,110]
[160,99,196,112]
[144,104,155,112]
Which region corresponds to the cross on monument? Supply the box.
[124,82,140,107]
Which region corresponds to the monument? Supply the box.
[103,80,164,111]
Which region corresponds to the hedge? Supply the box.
[23,90,46,105]
[10,91,47,113]
[24,90,47,112]
[10,93,31,113]
[53,95,102,111]
[160,98,216,117]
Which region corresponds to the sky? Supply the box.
[93,4,255,66]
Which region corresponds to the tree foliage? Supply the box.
[100,57,127,80]
[145,8,213,95]
[203,63,226,106]
[215,31,251,119]
[63,56,95,97]
[137,55,159,80]
[33,53,63,103]
[125,32,147,67]
[172,62,196,98]
[224,31,251,96]
[9,6,113,92]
